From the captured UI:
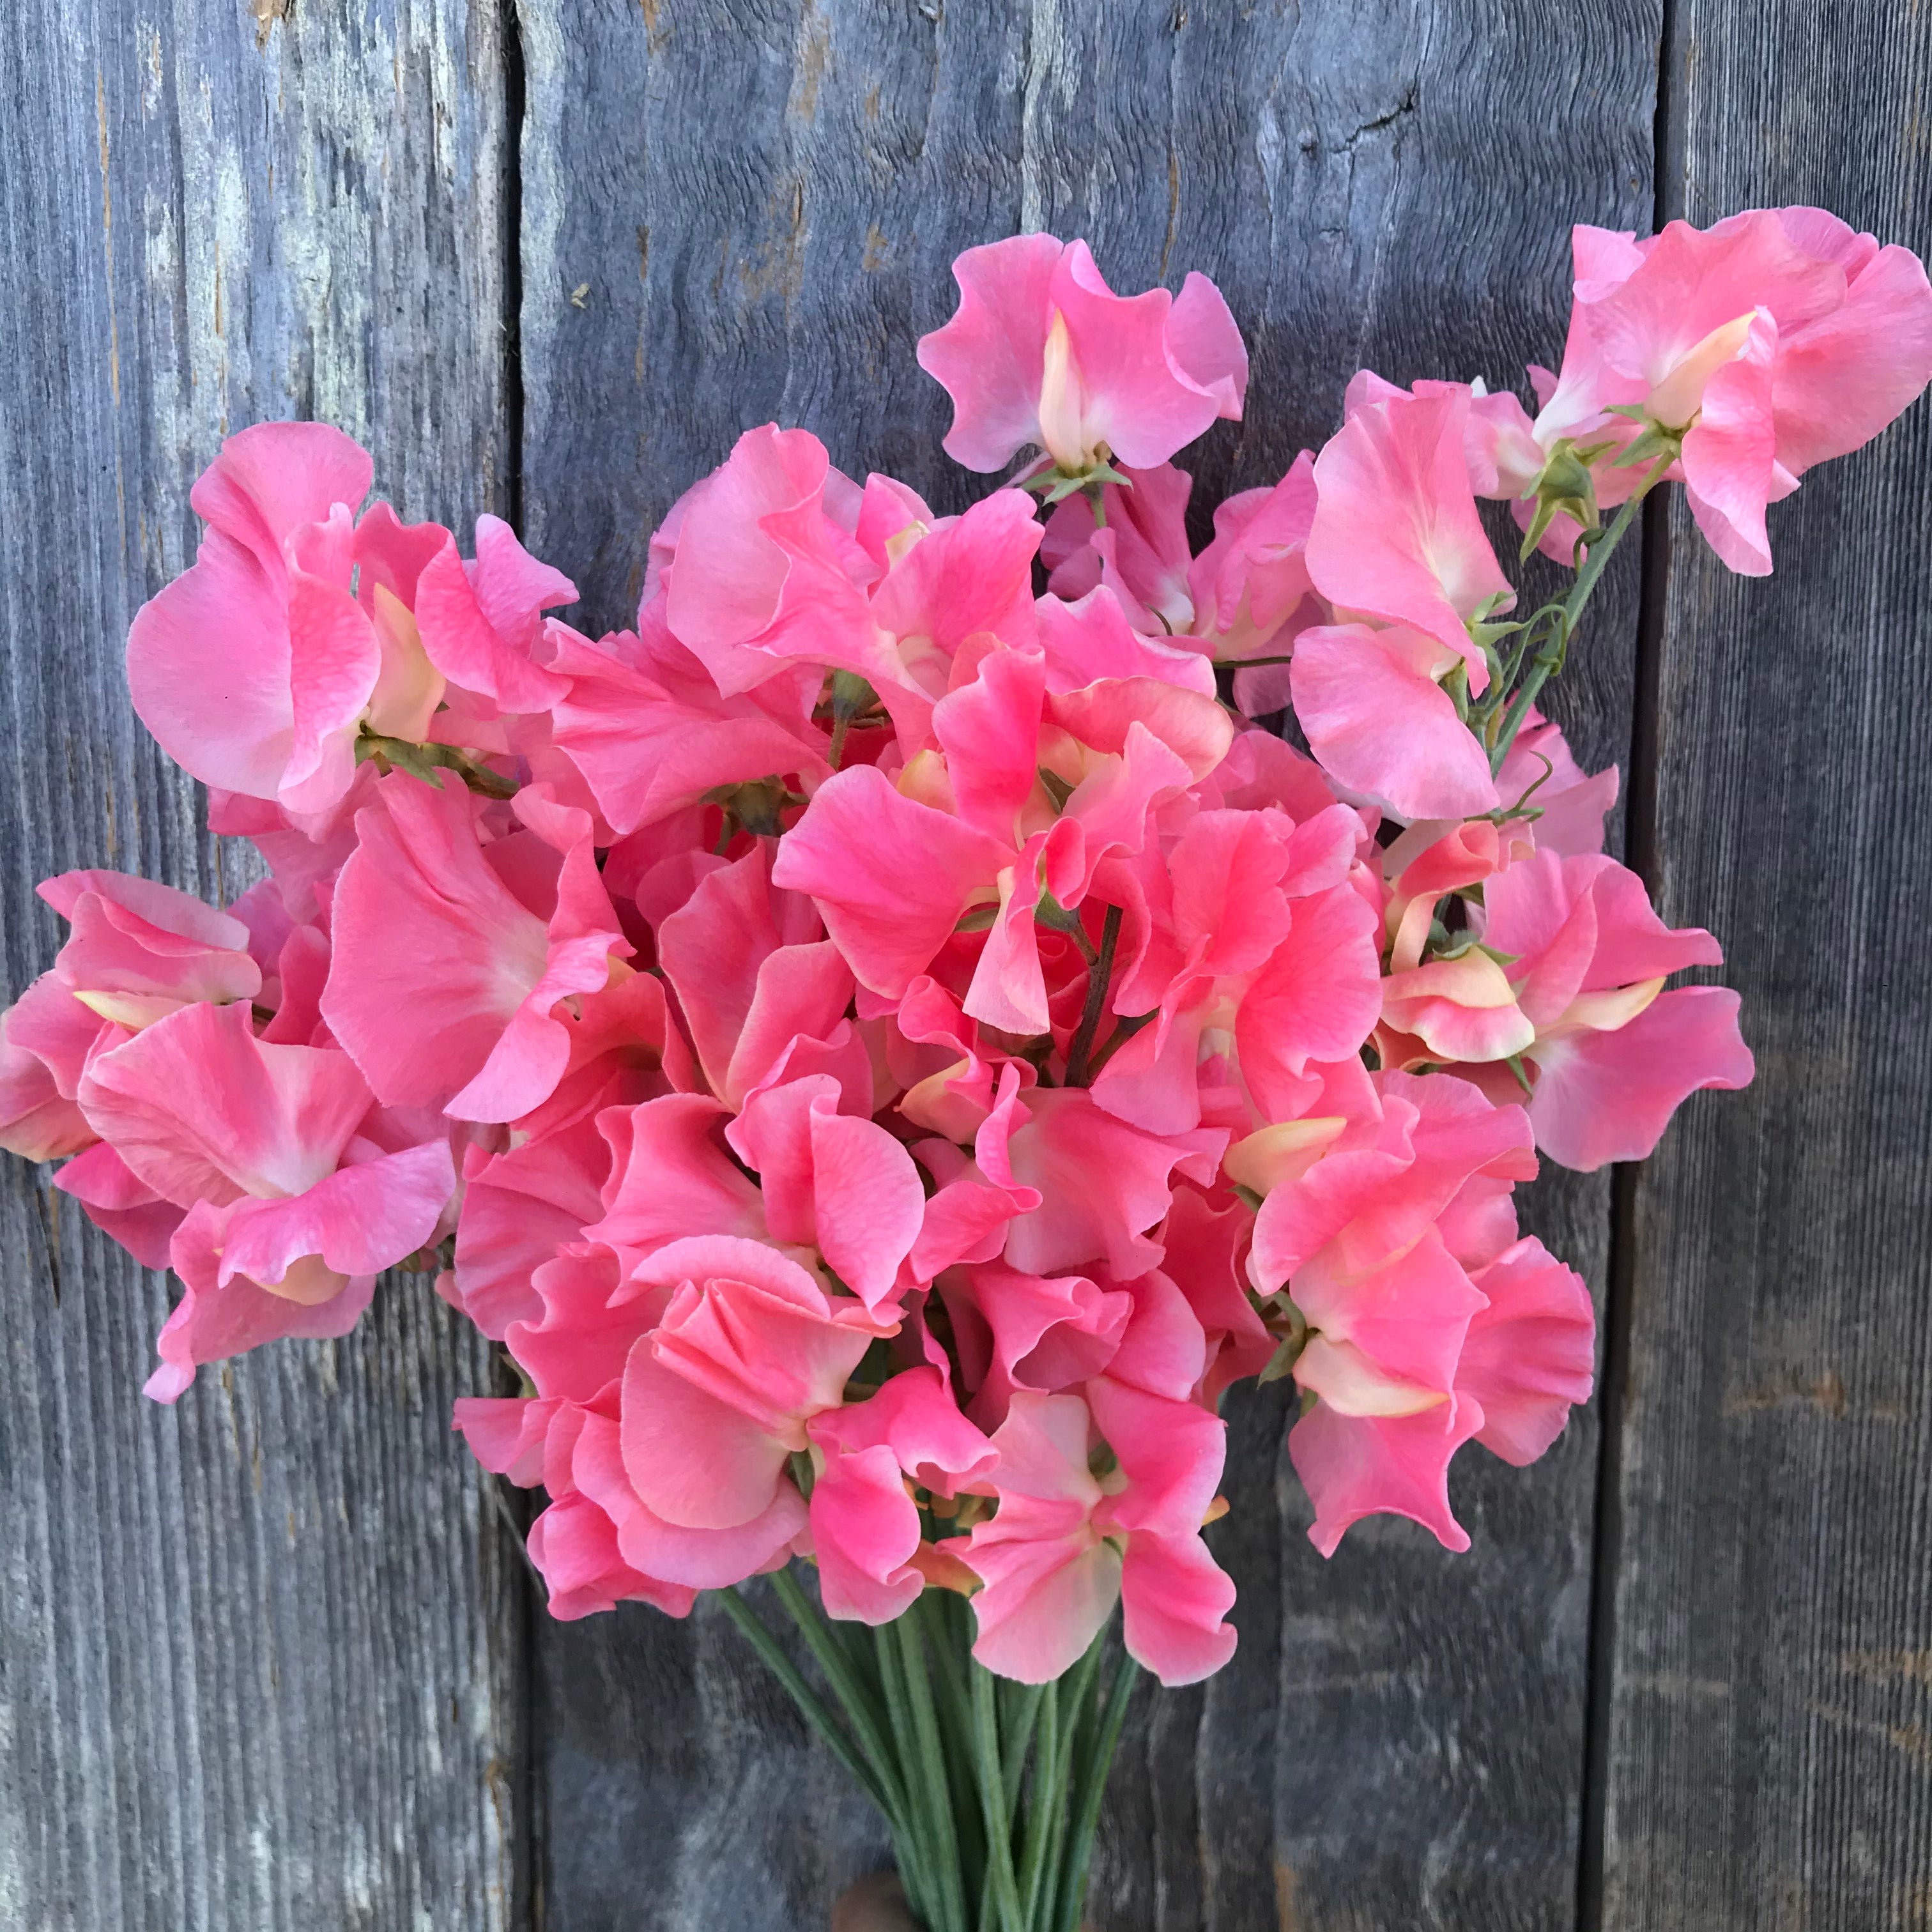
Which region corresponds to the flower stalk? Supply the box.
[728,1568,1137,1932]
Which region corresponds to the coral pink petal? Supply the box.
[771,765,1009,1002]
[1288,1395,1484,1557]
[77,1001,372,1208]
[187,421,372,579]
[216,1140,455,1288]
[808,1441,926,1623]
[322,774,553,1109]
[917,233,1065,472]
[1307,387,1511,674]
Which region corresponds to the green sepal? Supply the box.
[1518,438,1605,562]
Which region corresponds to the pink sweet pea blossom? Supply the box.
[4,214,1833,1706]
[1041,456,1325,714]
[1531,210,1932,572]
[1376,847,1756,1170]
[917,235,1247,475]
[618,1234,894,1531]
[322,775,632,1121]
[959,1384,1236,1685]
[71,1000,454,1397]
[589,1088,926,1315]
[806,1368,998,1623]
[548,600,830,835]
[1306,385,1514,682]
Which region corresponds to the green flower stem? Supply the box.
[872,1617,951,1932]
[999,1681,1045,1820]
[970,1665,1028,1932]
[1486,452,1673,775]
[717,1588,888,1816]
[769,1570,911,1832]
[1015,1679,1062,1925]
[1064,903,1123,1087]
[1051,1652,1140,1932]
[916,1595,986,1912]
[884,1615,970,1932]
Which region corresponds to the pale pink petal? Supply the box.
[413,521,573,713]
[1680,310,1780,576]
[322,774,551,1109]
[526,1493,699,1620]
[807,1440,926,1623]
[187,421,371,581]
[664,424,875,694]
[587,1094,765,1273]
[1307,387,1511,677]
[1034,586,1215,696]
[1238,882,1384,1117]
[1290,623,1499,821]
[505,1246,658,1402]
[215,1140,455,1289]
[147,1198,374,1402]
[1769,233,1932,473]
[1005,1088,1226,1281]
[77,1002,371,1208]
[1526,985,1753,1171]
[548,611,829,835]
[52,1140,182,1265]
[917,234,1066,471]
[454,1112,611,1338]
[1457,1236,1595,1465]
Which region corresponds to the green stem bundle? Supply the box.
[726,1571,1138,1931]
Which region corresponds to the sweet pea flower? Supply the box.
[1234,1067,1547,1552]
[772,645,1229,1035]
[618,1235,895,1533]
[457,1391,703,1619]
[126,424,491,816]
[321,775,632,1122]
[548,599,831,835]
[588,1088,926,1315]
[917,234,1247,475]
[1306,384,1514,682]
[1376,848,1755,1170]
[1090,802,1382,1135]
[70,1000,455,1398]
[34,871,261,1030]
[656,424,1043,751]
[805,1367,999,1623]
[1041,455,1326,714]
[959,1384,1237,1685]
[1530,210,1932,572]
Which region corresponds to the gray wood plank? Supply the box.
[518,4,1662,1925]
[1598,5,1932,1926]
[0,3,527,1927]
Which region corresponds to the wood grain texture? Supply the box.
[1597,5,1932,1926]
[0,3,526,1927]
[518,4,1661,1926]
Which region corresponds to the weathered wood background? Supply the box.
[1,1,1927,1926]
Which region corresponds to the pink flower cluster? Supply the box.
[6,211,1924,1687]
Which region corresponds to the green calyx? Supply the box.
[1517,436,1613,562]
[355,729,519,799]
[702,776,793,839]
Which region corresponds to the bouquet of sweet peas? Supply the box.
[3,211,1928,1932]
